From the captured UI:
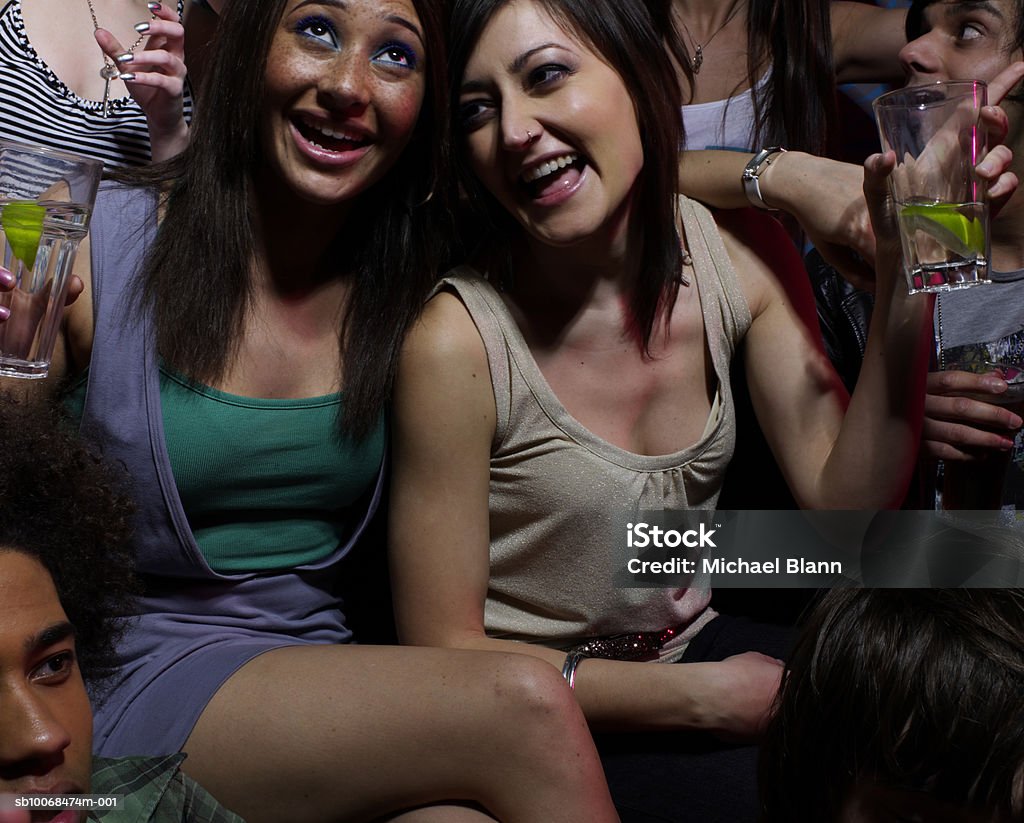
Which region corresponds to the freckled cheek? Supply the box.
[261,60,320,138]
[378,81,426,146]
[263,49,311,97]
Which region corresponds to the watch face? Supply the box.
[742,148,784,210]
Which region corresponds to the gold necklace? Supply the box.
[677,2,744,75]
[84,0,148,118]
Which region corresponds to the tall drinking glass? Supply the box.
[873,80,989,294]
[0,141,101,379]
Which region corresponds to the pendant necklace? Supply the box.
[678,2,744,75]
[85,0,147,118]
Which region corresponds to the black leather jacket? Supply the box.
[805,248,875,394]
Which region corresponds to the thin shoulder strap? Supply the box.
[678,196,752,361]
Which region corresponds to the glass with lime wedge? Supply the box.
[0,141,100,379]
[1,200,45,271]
[874,80,991,294]
[897,200,988,293]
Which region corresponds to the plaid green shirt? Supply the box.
[89,755,246,823]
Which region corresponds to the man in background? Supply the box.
[0,397,244,823]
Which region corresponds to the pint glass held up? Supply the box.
[0,141,101,379]
[873,80,990,294]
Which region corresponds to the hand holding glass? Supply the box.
[940,359,1024,511]
[873,80,989,294]
[0,141,101,378]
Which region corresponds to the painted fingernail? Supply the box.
[0,267,13,287]
[147,2,161,9]
[118,72,136,82]
[0,306,9,321]
[116,52,134,64]
[134,21,150,33]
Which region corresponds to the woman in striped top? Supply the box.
[0,0,192,167]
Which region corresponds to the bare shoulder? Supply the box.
[394,287,497,451]
[712,208,806,317]
[397,288,495,426]
[401,289,488,376]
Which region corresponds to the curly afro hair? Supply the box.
[0,394,138,683]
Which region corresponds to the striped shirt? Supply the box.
[0,0,194,168]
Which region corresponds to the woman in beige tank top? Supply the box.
[389,0,1016,816]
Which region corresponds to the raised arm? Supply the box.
[389,291,781,738]
[736,139,1018,508]
[736,156,931,508]
[884,63,1024,464]
[95,3,189,162]
[831,1,907,84]
[678,149,875,287]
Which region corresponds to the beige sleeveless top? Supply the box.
[442,197,752,653]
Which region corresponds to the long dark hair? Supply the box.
[647,0,838,155]
[117,0,450,440]
[760,588,1024,821]
[448,0,683,353]
[749,0,837,155]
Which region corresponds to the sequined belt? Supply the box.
[565,625,686,662]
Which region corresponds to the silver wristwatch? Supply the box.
[741,146,786,211]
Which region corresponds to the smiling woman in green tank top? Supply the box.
[0,0,620,820]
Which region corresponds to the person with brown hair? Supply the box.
[761,587,1024,822]
[389,0,1015,817]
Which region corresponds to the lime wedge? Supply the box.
[899,202,985,258]
[1,200,45,270]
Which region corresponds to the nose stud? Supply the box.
[526,130,534,141]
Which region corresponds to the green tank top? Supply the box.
[64,366,385,572]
